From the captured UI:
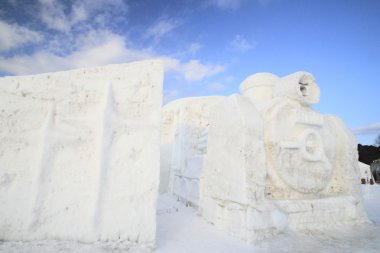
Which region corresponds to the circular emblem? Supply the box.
[265,100,333,194]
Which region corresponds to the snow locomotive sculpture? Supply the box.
[162,71,368,241]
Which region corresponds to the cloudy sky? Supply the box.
[0,0,379,144]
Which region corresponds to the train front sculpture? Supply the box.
[162,71,368,241]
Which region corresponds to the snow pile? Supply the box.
[0,60,163,246]
[362,184,380,225]
[1,189,380,252]
[156,191,380,253]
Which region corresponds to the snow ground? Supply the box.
[1,185,380,253]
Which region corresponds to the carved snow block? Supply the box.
[263,73,368,229]
[0,60,163,246]
[200,95,285,241]
[160,97,223,206]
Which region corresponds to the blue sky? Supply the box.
[0,0,379,144]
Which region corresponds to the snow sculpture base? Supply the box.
[0,60,163,246]
[274,196,361,230]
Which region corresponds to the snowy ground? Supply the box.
[1,185,380,253]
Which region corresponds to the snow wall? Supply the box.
[0,60,163,246]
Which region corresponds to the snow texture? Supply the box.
[160,96,223,207]
[161,71,369,242]
[200,94,286,241]
[0,60,163,246]
[1,188,379,253]
[359,161,375,183]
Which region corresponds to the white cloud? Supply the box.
[188,43,202,54]
[38,0,71,32]
[88,0,127,9]
[207,82,227,91]
[67,34,129,68]
[209,0,279,10]
[352,123,380,135]
[160,57,180,72]
[0,21,43,52]
[180,60,225,81]
[7,0,18,6]
[160,58,225,82]
[78,0,128,25]
[71,2,88,23]
[0,28,225,82]
[37,0,128,32]
[0,51,67,75]
[208,0,244,10]
[144,19,179,42]
[224,75,234,83]
[0,1,225,84]
[229,34,254,52]
[0,31,152,75]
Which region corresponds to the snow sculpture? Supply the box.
[359,162,374,184]
[199,72,368,241]
[160,97,223,207]
[0,60,163,246]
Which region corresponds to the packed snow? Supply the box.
[1,185,379,253]
[0,60,163,246]
[161,71,368,242]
